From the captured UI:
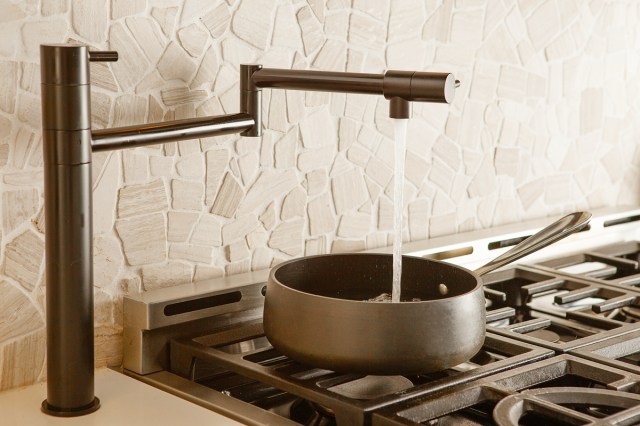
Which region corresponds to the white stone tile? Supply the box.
[313,39,347,71]
[178,23,208,58]
[275,127,297,168]
[246,228,268,249]
[308,193,335,235]
[298,145,336,173]
[408,199,430,240]
[497,65,528,101]
[220,36,257,68]
[70,0,106,43]
[347,144,370,168]
[12,128,35,169]
[467,157,497,198]
[331,239,366,253]
[494,147,520,177]
[544,174,572,205]
[201,3,231,37]
[331,169,369,215]
[304,236,327,255]
[180,0,215,24]
[272,4,302,50]
[213,64,237,95]
[112,0,144,18]
[365,156,393,188]
[225,240,250,262]
[259,202,276,230]
[429,213,457,237]
[94,235,123,289]
[297,5,324,55]
[246,246,270,270]
[115,213,167,266]
[194,265,224,281]
[211,172,243,218]
[231,0,275,50]
[478,25,519,64]
[348,12,385,50]
[601,146,624,183]
[1,329,45,390]
[150,156,174,177]
[175,154,204,179]
[222,214,260,244]
[122,151,148,184]
[517,178,544,209]
[267,89,288,132]
[43,0,69,17]
[226,259,251,275]
[237,169,298,215]
[113,94,146,127]
[142,262,192,290]
[337,213,370,238]
[269,219,304,256]
[2,189,38,234]
[170,243,213,264]
[167,211,198,242]
[580,88,603,134]
[422,0,453,42]
[0,281,42,342]
[365,232,387,250]
[526,0,562,50]
[3,231,43,291]
[205,149,229,204]
[191,214,222,246]
[124,16,165,66]
[172,179,204,211]
[285,90,306,124]
[151,7,178,37]
[406,151,429,187]
[118,179,168,218]
[109,22,150,91]
[281,187,306,220]
[158,42,197,83]
[299,107,336,149]
[3,171,43,188]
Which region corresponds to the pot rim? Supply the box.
[267,253,483,305]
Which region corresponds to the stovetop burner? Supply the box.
[162,320,551,425]
[121,207,640,426]
[535,241,640,290]
[372,355,640,426]
[481,265,640,351]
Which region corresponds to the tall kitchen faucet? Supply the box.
[39,44,457,416]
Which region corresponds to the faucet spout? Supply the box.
[240,65,457,127]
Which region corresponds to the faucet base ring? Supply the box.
[41,397,100,417]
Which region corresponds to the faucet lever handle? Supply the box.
[88,51,118,62]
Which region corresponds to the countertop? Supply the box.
[0,368,243,426]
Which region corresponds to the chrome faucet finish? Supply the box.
[39,43,456,416]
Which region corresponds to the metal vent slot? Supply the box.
[164,291,243,316]
[423,246,473,260]
[604,214,640,228]
[488,236,531,251]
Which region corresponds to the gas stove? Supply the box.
[122,207,640,425]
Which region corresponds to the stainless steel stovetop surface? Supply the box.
[122,207,640,425]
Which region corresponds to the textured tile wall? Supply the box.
[1,0,640,390]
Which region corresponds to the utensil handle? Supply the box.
[474,211,592,277]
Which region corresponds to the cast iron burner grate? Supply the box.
[572,329,640,376]
[534,241,640,290]
[482,266,640,352]
[168,320,552,425]
[372,354,640,425]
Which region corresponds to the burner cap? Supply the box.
[328,376,414,400]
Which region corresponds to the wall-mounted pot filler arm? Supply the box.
[39,43,457,416]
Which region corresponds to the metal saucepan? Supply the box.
[263,212,591,375]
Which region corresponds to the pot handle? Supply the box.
[474,211,592,277]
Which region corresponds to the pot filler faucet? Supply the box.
[39,43,457,417]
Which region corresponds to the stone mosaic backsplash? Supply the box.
[1,0,640,391]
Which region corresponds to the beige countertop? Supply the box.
[0,368,243,426]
